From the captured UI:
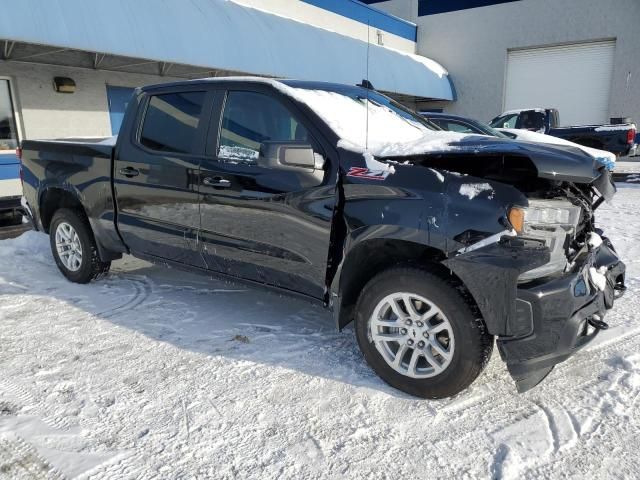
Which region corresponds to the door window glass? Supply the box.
[140,91,205,154]
[443,120,475,134]
[219,91,309,163]
[0,79,19,151]
[490,113,518,129]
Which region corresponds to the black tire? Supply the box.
[49,208,111,284]
[355,267,493,399]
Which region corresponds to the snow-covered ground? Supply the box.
[1,186,639,479]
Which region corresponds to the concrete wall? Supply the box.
[234,0,416,53]
[0,61,180,140]
[414,0,640,124]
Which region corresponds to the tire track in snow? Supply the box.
[95,275,153,319]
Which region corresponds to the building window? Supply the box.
[139,91,206,154]
[0,79,19,151]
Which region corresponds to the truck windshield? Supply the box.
[281,82,445,151]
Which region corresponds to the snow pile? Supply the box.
[498,128,617,170]
[0,186,640,478]
[459,182,494,200]
[587,232,603,249]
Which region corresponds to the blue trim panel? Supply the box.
[301,0,417,41]
[0,163,20,181]
[0,152,19,167]
[418,0,521,16]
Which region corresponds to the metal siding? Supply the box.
[504,41,615,125]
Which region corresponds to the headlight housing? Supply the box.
[510,199,582,281]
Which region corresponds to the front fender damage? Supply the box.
[443,237,549,337]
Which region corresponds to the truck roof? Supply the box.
[141,76,369,96]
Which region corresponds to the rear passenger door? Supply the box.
[198,88,337,299]
[114,88,212,267]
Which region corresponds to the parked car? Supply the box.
[0,149,22,223]
[20,78,626,398]
[420,111,510,138]
[489,108,636,156]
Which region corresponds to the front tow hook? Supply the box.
[614,283,627,299]
[588,314,609,330]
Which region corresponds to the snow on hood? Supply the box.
[271,81,468,160]
[498,128,617,170]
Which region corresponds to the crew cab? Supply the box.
[490,108,636,157]
[20,78,626,398]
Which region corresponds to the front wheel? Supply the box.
[49,208,111,283]
[355,267,493,399]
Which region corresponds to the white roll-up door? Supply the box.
[504,41,615,126]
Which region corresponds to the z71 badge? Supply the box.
[346,167,390,181]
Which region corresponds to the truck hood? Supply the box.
[380,135,604,185]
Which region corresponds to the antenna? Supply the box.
[365,20,370,151]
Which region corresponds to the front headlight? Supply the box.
[510,199,582,281]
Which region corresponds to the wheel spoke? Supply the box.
[430,338,451,360]
[423,348,443,373]
[427,322,448,334]
[391,344,409,368]
[421,306,442,323]
[407,348,420,374]
[388,298,406,321]
[403,294,423,320]
[372,330,403,342]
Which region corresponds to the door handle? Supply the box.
[119,167,140,178]
[203,176,231,188]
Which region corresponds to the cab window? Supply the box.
[218,91,310,163]
[140,91,206,154]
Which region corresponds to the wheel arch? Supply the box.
[39,186,121,262]
[331,235,481,331]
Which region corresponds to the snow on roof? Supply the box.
[3,0,454,100]
[500,108,548,116]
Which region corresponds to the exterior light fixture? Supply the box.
[53,77,76,93]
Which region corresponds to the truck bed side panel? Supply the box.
[20,139,126,254]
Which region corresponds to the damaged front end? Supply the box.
[443,165,625,392]
[383,137,629,393]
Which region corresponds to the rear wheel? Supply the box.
[355,267,493,399]
[50,209,111,283]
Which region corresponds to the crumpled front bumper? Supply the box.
[498,235,626,392]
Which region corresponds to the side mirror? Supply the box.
[260,141,324,170]
[280,145,317,169]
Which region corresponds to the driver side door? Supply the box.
[198,88,337,299]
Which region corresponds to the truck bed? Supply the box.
[20,136,125,257]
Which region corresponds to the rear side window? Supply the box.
[140,91,206,154]
[218,91,309,162]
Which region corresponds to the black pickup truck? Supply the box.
[489,108,637,157]
[20,78,626,398]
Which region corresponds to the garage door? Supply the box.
[504,41,615,126]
